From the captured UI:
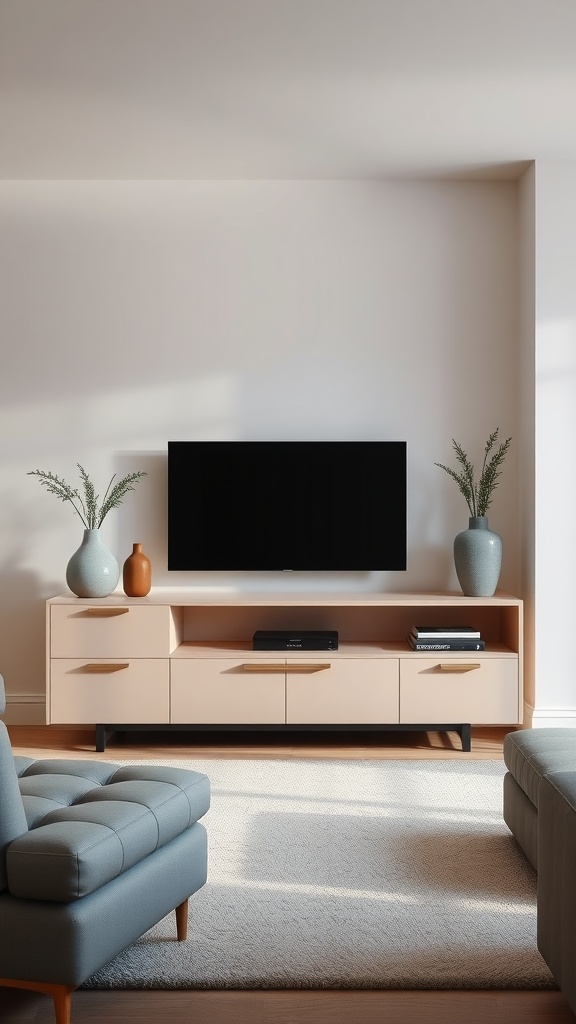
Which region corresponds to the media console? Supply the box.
[46,590,523,752]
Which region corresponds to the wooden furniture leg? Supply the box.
[0,979,74,1024]
[175,898,189,940]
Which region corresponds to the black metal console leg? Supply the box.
[95,725,108,752]
[460,724,471,752]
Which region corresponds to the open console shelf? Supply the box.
[46,590,523,752]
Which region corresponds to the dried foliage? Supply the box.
[435,429,511,518]
[28,464,147,529]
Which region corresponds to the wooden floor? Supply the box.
[7,722,517,760]
[3,724,575,1024]
[0,988,573,1024]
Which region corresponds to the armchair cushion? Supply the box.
[8,760,210,902]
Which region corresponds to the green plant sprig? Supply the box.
[28,464,147,529]
[435,429,511,518]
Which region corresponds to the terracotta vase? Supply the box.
[122,542,152,597]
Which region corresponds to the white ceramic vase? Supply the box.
[66,528,120,598]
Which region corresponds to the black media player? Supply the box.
[253,630,339,651]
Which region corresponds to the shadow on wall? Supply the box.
[112,450,167,586]
[0,562,60,713]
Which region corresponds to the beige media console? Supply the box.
[46,590,523,751]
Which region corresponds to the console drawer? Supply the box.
[399,657,520,724]
[50,604,180,658]
[171,659,286,724]
[49,658,169,723]
[286,658,399,724]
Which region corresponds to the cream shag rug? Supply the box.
[82,758,556,991]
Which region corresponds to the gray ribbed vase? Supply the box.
[66,528,120,598]
[453,516,502,598]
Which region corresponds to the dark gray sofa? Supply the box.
[0,674,210,1024]
[504,727,576,1014]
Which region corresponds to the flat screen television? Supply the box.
[167,440,407,571]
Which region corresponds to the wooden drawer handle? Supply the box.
[286,664,330,673]
[241,663,331,673]
[241,663,286,672]
[438,663,481,672]
[81,663,130,673]
[84,607,129,617]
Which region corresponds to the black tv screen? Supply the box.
[167,440,407,571]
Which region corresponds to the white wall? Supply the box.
[531,162,576,725]
[0,179,520,721]
[518,165,536,718]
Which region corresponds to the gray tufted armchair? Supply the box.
[0,674,210,1024]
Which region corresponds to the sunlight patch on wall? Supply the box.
[536,317,576,512]
[2,372,239,463]
[535,316,576,664]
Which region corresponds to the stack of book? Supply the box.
[408,625,485,651]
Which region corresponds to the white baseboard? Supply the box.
[2,693,46,725]
[528,704,576,729]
